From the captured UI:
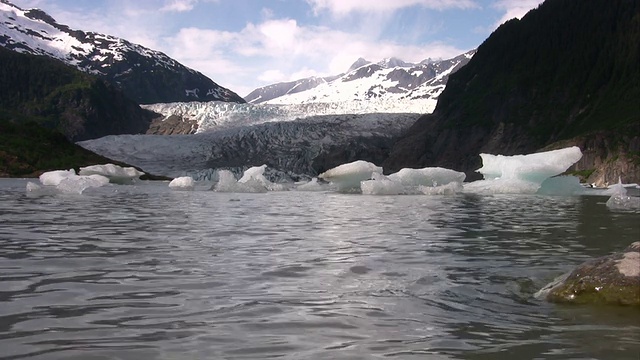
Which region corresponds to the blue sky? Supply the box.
[11,0,543,97]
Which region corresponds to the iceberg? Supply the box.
[213,166,287,193]
[361,173,404,195]
[319,160,383,192]
[35,169,110,194]
[388,167,465,187]
[606,178,640,211]
[78,163,144,184]
[39,169,76,186]
[295,178,327,192]
[464,146,583,194]
[169,176,195,190]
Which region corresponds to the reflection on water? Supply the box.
[0,179,638,359]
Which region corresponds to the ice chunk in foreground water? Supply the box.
[465,146,583,194]
[319,160,383,192]
[56,174,110,194]
[79,163,144,184]
[37,169,110,194]
[476,146,582,183]
[39,169,76,186]
[388,167,465,187]
[361,173,404,195]
[606,178,640,211]
[169,176,195,190]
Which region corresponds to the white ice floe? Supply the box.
[319,160,383,192]
[213,166,286,193]
[79,163,144,184]
[33,169,110,194]
[361,173,404,195]
[464,146,583,194]
[39,169,77,186]
[387,167,465,187]
[168,176,195,190]
[295,178,327,192]
[606,178,640,211]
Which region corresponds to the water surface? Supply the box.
[1,179,638,359]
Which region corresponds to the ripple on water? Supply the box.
[0,179,638,359]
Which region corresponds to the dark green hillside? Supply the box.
[0,46,155,142]
[384,0,640,184]
[0,119,113,177]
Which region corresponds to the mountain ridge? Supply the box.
[0,0,244,104]
[245,51,475,110]
[383,0,640,185]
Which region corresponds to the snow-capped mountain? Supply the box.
[0,0,244,104]
[245,51,475,111]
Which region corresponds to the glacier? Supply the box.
[142,100,430,134]
[79,111,420,181]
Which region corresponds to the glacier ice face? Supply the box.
[79,112,418,181]
[143,101,425,134]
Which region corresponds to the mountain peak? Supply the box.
[377,57,411,68]
[0,0,244,104]
[348,57,371,71]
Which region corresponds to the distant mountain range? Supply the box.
[0,0,244,104]
[245,52,475,110]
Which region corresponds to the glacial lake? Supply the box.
[0,178,638,359]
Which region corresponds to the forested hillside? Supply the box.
[384,0,640,184]
[0,46,155,142]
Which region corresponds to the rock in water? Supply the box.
[537,242,640,306]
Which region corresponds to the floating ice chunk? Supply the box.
[477,146,582,184]
[56,174,110,194]
[418,181,463,195]
[26,181,41,192]
[606,178,640,211]
[238,165,267,183]
[361,173,404,195]
[79,163,144,184]
[238,164,287,191]
[296,178,327,191]
[536,176,585,196]
[169,176,195,190]
[214,170,267,193]
[387,167,465,187]
[35,169,109,194]
[463,178,542,194]
[319,160,383,192]
[39,169,76,186]
[465,146,584,194]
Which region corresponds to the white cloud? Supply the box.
[492,0,543,26]
[158,18,467,96]
[160,0,198,13]
[307,0,479,16]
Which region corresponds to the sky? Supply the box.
[11,0,543,97]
